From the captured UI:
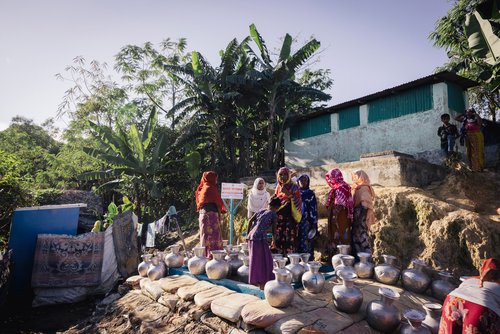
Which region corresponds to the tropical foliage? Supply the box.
[0,24,331,248]
[430,0,500,119]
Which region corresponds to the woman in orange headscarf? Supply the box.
[274,167,302,255]
[351,170,376,255]
[439,258,500,333]
[195,171,226,258]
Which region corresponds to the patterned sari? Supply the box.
[325,168,353,257]
[274,167,302,256]
[297,174,318,260]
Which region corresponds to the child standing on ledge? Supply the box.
[247,196,282,289]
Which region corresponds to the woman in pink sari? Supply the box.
[195,171,226,258]
[325,168,354,257]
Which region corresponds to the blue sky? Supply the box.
[0,0,454,131]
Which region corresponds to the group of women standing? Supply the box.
[194,167,377,287]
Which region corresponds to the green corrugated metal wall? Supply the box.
[290,114,331,141]
[447,82,465,113]
[338,106,360,130]
[368,85,433,123]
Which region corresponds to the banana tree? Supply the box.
[82,106,171,245]
[247,24,330,169]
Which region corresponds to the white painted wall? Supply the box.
[285,82,463,168]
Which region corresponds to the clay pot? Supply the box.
[187,246,208,275]
[374,254,400,285]
[331,244,351,268]
[430,272,455,302]
[402,259,431,294]
[237,255,250,283]
[164,244,184,268]
[354,252,374,279]
[366,287,401,332]
[422,303,442,334]
[302,261,325,294]
[332,271,363,314]
[138,254,153,277]
[400,309,431,334]
[285,253,305,283]
[147,256,166,280]
[205,250,229,280]
[264,268,294,308]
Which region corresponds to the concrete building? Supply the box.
[284,71,478,169]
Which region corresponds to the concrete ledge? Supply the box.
[297,152,448,188]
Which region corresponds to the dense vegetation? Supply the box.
[0,24,332,250]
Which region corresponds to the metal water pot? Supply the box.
[285,253,305,283]
[431,272,455,302]
[164,244,184,268]
[354,252,374,279]
[331,244,351,268]
[237,255,250,283]
[332,271,363,314]
[239,243,249,259]
[366,287,401,332]
[300,253,311,269]
[227,250,243,276]
[400,309,431,334]
[138,254,153,277]
[402,259,431,294]
[422,303,442,334]
[188,246,208,275]
[273,257,292,284]
[374,254,400,285]
[335,255,356,276]
[147,256,166,280]
[302,261,325,293]
[264,268,294,308]
[205,250,229,279]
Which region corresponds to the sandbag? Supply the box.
[290,291,328,312]
[240,300,301,328]
[298,307,353,333]
[265,311,320,334]
[125,275,145,289]
[158,275,198,293]
[193,285,235,310]
[177,280,215,300]
[140,279,164,301]
[158,293,180,310]
[210,293,260,323]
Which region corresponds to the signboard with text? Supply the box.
[221,183,245,200]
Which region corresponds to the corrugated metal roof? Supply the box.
[294,71,478,122]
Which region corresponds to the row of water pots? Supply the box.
[137,244,187,280]
[332,245,456,302]
[366,287,443,333]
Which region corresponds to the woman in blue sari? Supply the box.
[297,174,317,261]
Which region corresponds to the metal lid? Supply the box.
[379,287,400,299]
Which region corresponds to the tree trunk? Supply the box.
[266,89,277,171]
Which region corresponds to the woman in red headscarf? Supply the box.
[439,258,500,333]
[325,168,354,257]
[195,171,226,258]
[274,167,302,255]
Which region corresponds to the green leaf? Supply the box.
[465,10,500,65]
[249,23,271,65]
[286,39,321,74]
[279,34,292,62]
[107,201,119,219]
[128,124,145,164]
[192,51,203,77]
[141,108,157,150]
